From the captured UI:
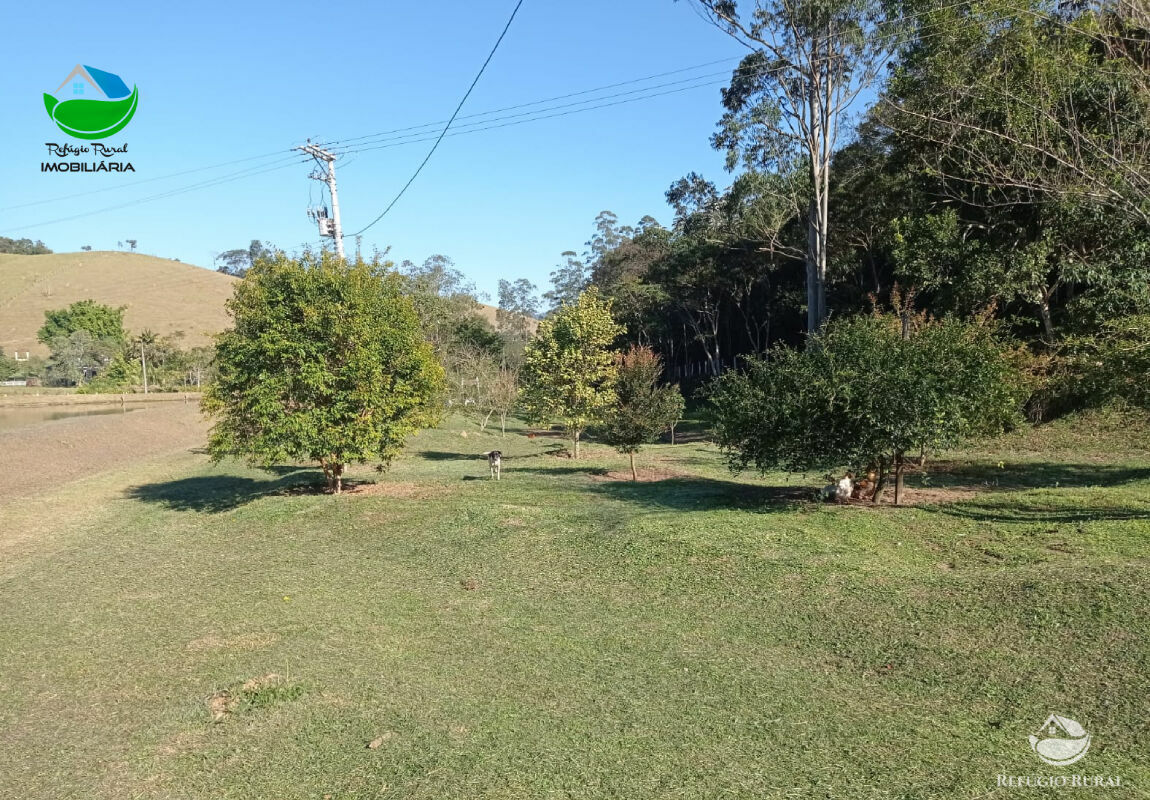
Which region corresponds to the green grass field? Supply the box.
[1,412,1147,799]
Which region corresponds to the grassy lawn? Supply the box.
[0,412,1147,799]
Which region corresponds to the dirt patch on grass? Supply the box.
[345,481,439,499]
[0,403,208,503]
[207,691,236,722]
[591,467,692,482]
[882,486,983,505]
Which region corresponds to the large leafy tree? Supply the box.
[519,288,624,458]
[708,313,1022,503]
[602,346,685,480]
[204,251,444,493]
[543,251,590,311]
[45,330,118,386]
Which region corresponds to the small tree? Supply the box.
[204,251,445,493]
[132,329,158,394]
[45,330,117,386]
[602,346,685,480]
[519,288,624,458]
[488,366,520,436]
[708,314,1022,504]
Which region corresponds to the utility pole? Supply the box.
[297,142,345,259]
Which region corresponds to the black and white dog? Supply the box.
[485,450,502,481]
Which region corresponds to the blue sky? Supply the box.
[0,0,746,301]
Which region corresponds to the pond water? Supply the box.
[0,404,143,432]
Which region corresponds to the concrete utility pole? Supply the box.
[297,143,345,259]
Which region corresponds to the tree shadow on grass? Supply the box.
[506,465,610,477]
[590,476,809,513]
[926,499,1150,524]
[914,461,1150,491]
[125,468,323,513]
[417,450,480,461]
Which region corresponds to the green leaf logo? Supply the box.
[44,65,138,140]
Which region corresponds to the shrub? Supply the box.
[708,314,1023,503]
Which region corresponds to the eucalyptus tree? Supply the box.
[691,0,899,332]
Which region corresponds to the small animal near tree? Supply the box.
[708,313,1022,504]
[519,288,624,459]
[602,346,685,480]
[203,251,445,493]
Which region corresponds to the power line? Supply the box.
[325,69,747,156]
[5,157,310,233]
[4,1,1131,237]
[336,78,738,157]
[0,150,299,213]
[346,0,527,237]
[319,56,744,149]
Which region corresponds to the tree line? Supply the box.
[494,0,1149,423]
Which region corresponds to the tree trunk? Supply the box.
[630,451,637,481]
[871,456,890,503]
[894,452,905,506]
[499,413,507,436]
[1037,290,1057,346]
[669,422,677,446]
[573,429,580,460]
[334,463,343,494]
[141,351,148,394]
[806,201,820,335]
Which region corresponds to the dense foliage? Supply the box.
[487,0,1149,420]
[708,314,1023,503]
[203,251,444,492]
[0,237,52,255]
[37,299,126,347]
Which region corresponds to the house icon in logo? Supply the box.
[43,64,138,140]
[52,65,132,101]
[1029,714,1091,766]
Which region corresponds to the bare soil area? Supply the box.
[0,403,209,502]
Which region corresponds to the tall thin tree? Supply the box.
[691,0,897,332]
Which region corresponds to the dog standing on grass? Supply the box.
[486,450,502,481]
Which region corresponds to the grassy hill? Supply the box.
[0,251,517,357]
[0,251,237,356]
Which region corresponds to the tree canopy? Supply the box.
[519,288,624,458]
[37,299,126,347]
[708,313,1023,503]
[203,251,444,492]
